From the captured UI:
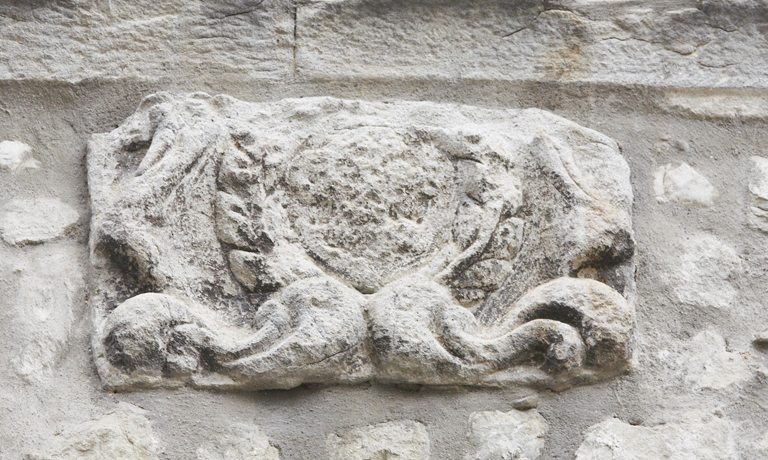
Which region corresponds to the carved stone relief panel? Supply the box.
[87,93,635,390]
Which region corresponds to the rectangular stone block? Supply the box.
[0,0,294,82]
[296,0,768,88]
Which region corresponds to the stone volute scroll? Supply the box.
[87,93,635,390]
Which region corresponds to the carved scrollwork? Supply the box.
[88,93,635,390]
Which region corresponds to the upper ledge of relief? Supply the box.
[2,0,768,88]
[292,0,768,89]
[0,0,295,83]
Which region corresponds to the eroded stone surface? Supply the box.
[297,0,768,88]
[326,420,430,460]
[197,424,279,460]
[0,0,293,82]
[3,0,768,89]
[575,413,739,460]
[28,407,159,460]
[88,93,635,390]
[465,409,547,460]
[653,162,716,206]
[0,198,79,246]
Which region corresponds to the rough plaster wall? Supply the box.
[2,0,768,459]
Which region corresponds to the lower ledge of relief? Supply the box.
[94,355,632,393]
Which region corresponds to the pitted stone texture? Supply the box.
[297,0,768,88]
[465,409,547,460]
[667,234,741,310]
[653,162,716,207]
[197,424,279,460]
[0,198,79,246]
[88,93,635,390]
[575,413,739,460]
[0,0,293,82]
[326,420,430,460]
[4,1,768,88]
[28,408,159,460]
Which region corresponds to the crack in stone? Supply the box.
[697,61,737,69]
[292,2,298,78]
[220,5,263,19]
[501,9,569,39]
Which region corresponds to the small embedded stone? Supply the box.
[0,140,40,172]
[327,420,430,460]
[512,395,539,411]
[466,409,547,460]
[197,423,280,460]
[30,408,160,460]
[576,413,738,460]
[653,162,716,206]
[0,198,79,246]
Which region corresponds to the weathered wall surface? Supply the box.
[2,1,768,459]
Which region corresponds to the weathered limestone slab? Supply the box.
[87,93,635,390]
[677,330,751,390]
[2,242,85,383]
[326,420,430,460]
[0,198,79,246]
[196,424,280,460]
[0,0,293,82]
[667,234,741,310]
[5,0,768,88]
[466,409,547,460]
[4,1,768,459]
[28,407,160,460]
[296,0,768,88]
[575,413,739,460]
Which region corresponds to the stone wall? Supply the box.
[1,1,768,459]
